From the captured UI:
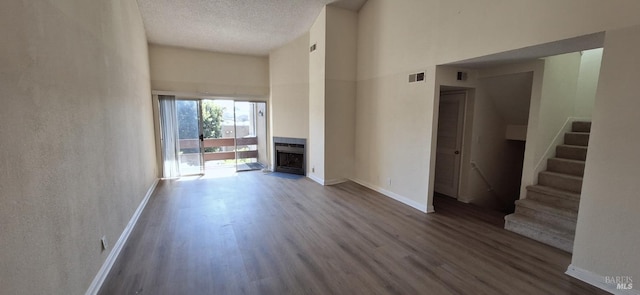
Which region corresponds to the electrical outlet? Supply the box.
[312,167,315,173]
[387,178,392,186]
[101,236,108,251]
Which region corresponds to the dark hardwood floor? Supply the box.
[99,171,606,295]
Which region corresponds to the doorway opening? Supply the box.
[434,70,533,214]
[159,96,268,178]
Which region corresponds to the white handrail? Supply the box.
[533,116,591,173]
[470,161,495,192]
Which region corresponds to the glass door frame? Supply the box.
[232,100,267,172]
[176,98,205,176]
[175,97,267,175]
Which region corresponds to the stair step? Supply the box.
[572,121,591,133]
[547,158,585,177]
[514,199,577,231]
[538,171,583,193]
[564,132,590,146]
[556,145,588,161]
[526,185,580,211]
[505,214,574,253]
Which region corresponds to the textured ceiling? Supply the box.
[136,0,367,56]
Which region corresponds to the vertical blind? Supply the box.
[158,95,180,178]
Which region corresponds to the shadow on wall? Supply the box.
[469,140,526,213]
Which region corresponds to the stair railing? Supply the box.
[470,161,510,209]
[470,161,495,193]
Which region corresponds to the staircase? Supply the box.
[505,121,590,253]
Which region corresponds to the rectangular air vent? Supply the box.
[409,72,425,83]
[457,71,468,81]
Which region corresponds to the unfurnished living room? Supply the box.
[2,0,639,294]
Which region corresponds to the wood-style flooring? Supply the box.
[99,171,606,295]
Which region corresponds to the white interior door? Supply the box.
[434,92,465,198]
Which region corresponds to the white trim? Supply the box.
[306,175,348,186]
[307,174,325,185]
[152,90,267,102]
[566,264,639,295]
[324,178,348,185]
[351,178,432,213]
[534,117,591,175]
[85,178,160,295]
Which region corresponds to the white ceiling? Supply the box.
[136,0,367,56]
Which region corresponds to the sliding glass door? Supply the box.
[233,101,267,171]
[175,100,204,175]
[159,96,267,177]
[200,100,233,172]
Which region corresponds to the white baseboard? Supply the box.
[306,174,348,186]
[351,178,432,213]
[324,178,348,185]
[307,174,324,185]
[566,264,639,295]
[85,178,160,295]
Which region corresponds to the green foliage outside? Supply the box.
[177,100,224,153]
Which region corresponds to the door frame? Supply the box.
[434,90,467,198]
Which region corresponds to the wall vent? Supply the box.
[457,71,468,81]
[409,72,425,83]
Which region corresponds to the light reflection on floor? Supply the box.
[177,161,265,181]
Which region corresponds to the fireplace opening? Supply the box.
[274,137,306,175]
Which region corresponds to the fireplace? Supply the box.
[273,137,306,175]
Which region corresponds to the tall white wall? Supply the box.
[269,34,310,140]
[575,48,603,117]
[570,24,640,291]
[536,53,582,162]
[307,6,357,184]
[149,45,269,97]
[324,6,358,183]
[308,7,327,180]
[0,0,157,293]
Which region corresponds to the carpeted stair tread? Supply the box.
[572,121,592,133]
[516,199,577,217]
[556,145,588,161]
[526,185,581,201]
[505,214,574,236]
[505,121,591,253]
[504,214,574,252]
[538,171,583,193]
[564,132,590,146]
[526,185,580,211]
[547,157,585,176]
[515,199,578,231]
